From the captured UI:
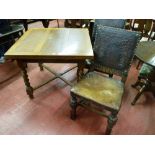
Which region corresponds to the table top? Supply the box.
[5,28,93,60]
[135,41,155,67]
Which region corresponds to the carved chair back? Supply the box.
[92,25,141,82]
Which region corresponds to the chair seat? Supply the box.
[71,72,124,111]
[139,63,154,77]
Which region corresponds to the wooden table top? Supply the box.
[135,41,155,67]
[5,28,93,60]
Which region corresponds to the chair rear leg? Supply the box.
[105,112,118,135]
[70,93,78,120]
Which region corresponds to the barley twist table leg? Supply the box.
[17,60,34,99]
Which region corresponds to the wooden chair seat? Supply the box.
[71,72,124,111]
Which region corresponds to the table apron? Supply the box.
[15,58,92,63]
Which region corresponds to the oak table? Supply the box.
[5,28,93,99]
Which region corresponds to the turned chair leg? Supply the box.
[70,93,78,120]
[131,84,146,105]
[105,112,118,135]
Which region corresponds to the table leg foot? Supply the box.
[38,63,44,71]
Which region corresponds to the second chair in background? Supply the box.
[131,41,155,105]
[90,19,126,46]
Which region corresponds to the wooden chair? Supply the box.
[131,41,155,105]
[130,19,153,69]
[90,19,126,46]
[70,26,141,134]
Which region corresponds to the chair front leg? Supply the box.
[105,111,118,135]
[70,93,78,120]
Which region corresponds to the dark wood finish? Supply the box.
[17,60,34,99]
[125,19,133,29]
[106,111,118,135]
[38,63,43,71]
[77,61,85,81]
[64,19,90,28]
[0,24,24,63]
[148,20,155,41]
[10,19,59,31]
[130,19,154,69]
[131,19,153,39]
[70,26,141,134]
[22,19,59,31]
